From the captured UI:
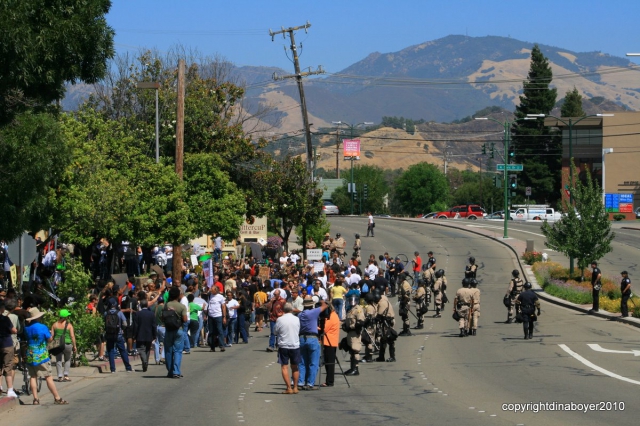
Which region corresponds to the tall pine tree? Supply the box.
[511,45,559,205]
[561,87,585,117]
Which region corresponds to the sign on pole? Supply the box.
[343,139,361,159]
[306,249,322,261]
[497,164,524,171]
[525,187,532,196]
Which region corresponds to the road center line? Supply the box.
[558,344,640,386]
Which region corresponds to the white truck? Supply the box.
[511,205,562,221]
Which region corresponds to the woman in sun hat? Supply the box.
[50,309,77,382]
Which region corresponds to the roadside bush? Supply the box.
[521,251,542,265]
[613,214,625,221]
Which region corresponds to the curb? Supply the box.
[371,217,640,329]
[0,395,18,413]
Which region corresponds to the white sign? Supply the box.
[526,187,532,196]
[306,249,323,261]
[190,255,199,267]
[313,262,325,273]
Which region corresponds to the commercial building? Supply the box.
[545,111,640,220]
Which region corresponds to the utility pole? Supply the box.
[270,22,325,176]
[173,59,185,276]
[335,126,341,178]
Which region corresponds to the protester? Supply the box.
[275,302,300,394]
[104,299,133,373]
[266,289,286,352]
[50,309,77,382]
[0,301,18,398]
[164,287,188,378]
[24,308,68,405]
[134,299,157,372]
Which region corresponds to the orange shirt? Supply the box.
[323,311,340,347]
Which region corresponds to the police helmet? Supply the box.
[365,292,376,304]
[523,282,532,289]
[435,269,444,278]
[469,256,475,264]
[462,278,470,287]
[355,233,360,239]
[336,233,341,238]
[470,278,478,288]
[512,269,520,277]
[372,289,382,303]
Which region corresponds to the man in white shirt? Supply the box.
[206,287,228,352]
[365,259,379,280]
[225,291,239,347]
[279,251,289,266]
[317,272,327,288]
[290,288,304,315]
[289,251,300,264]
[180,290,191,354]
[366,212,375,237]
[349,268,362,286]
[275,303,300,394]
[312,281,328,301]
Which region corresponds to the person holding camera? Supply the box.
[297,296,328,390]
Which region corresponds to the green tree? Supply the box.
[0,0,114,124]
[332,164,389,214]
[0,112,70,242]
[511,44,559,205]
[252,156,323,252]
[296,215,331,249]
[541,163,614,278]
[51,111,193,247]
[395,163,449,215]
[561,87,585,117]
[184,153,246,240]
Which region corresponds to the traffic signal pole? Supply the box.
[503,121,509,239]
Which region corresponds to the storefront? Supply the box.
[545,112,640,220]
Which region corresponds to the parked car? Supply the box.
[422,212,438,219]
[635,207,640,219]
[485,210,513,220]
[434,204,484,220]
[322,201,340,215]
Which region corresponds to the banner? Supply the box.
[203,259,213,288]
[313,262,325,273]
[343,139,361,159]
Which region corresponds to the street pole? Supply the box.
[350,156,354,215]
[503,122,509,238]
[136,81,161,163]
[173,60,185,277]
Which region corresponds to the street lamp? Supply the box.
[475,116,535,238]
[331,121,374,215]
[136,81,161,163]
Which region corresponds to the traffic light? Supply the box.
[494,175,502,188]
[363,184,368,200]
[490,142,495,159]
[481,144,486,155]
[509,174,517,189]
[509,149,515,160]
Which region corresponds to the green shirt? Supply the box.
[189,302,203,321]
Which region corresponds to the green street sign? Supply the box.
[496,164,523,171]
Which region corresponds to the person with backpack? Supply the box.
[104,300,133,373]
[163,287,188,378]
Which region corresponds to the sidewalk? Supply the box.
[0,354,142,412]
[383,216,640,329]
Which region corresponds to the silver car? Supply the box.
[322,201,340,215]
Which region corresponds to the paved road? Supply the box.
[3,217,638,425]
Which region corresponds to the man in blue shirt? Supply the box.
[297,297,328,390]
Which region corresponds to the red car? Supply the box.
[435,205,484,220]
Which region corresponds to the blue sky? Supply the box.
[108,0,640,72]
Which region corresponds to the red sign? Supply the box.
[343,139,361,158]
[619,203,633,213]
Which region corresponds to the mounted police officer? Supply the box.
[413,278,428,329]
[454,278,474,337]
[469,278,480,335]
[516,282,540,339]
[343,300,365,375]
[398,272,412,336]
[505,269,524,323]
[465,256,478,279]
[374,290,396,362]
[432,269,447,318]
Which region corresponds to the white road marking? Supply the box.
[559,344,640,385]
[467,224,545,237]
[588,343,640,356]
